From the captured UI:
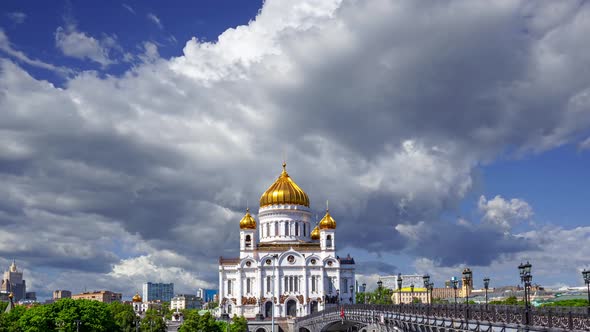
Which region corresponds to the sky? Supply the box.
[0,0,589,300]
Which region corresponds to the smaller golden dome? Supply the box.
[319,209,336,229]
[239,208,257,230]
[310,225,320,240]
[132,293,142,302]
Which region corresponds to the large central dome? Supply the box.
[259,162,310,208]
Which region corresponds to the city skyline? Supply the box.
[1,0,590,300]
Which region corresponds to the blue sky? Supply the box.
[1,0,590,299]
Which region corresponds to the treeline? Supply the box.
[0,299,165,332]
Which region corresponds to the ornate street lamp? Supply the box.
[410,284,414,304]
[397,273,403,305]
[429,282,434,304]
[377,279,383,303]
[582,269,590,314]
[462,269,472,304]
[518,261,533,325]
[423,275,431,304]
[483,277,490,308]
[362,283,367,304]
[350,285,354,304]
[451,277,458,306]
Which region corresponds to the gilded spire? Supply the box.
[239,208,257,230]
[319,206,336,230]
[259,162,310,208]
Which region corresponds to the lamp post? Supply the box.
[483,277,490,308]
[350,285,354,304]
[74,319,81,332]
[518,261,533,325]
[397,273,403,305]
[429,282,434,304]
[423,275,431,304]
[135,317,140,332]
[362,283,367,304]
[462,269,472,305]
[410,284,414,304]
[582,269,590,315]
[451,277,458,306]
[377,279,383,303]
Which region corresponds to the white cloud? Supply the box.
[55,26,118,66]
[147,13,163,29]
[478,195,534,231]
[6,12,26,24]
[0,29,70,74]
[122,4,135,15]
[2,0,590,296]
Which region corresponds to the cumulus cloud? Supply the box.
[54,26,119,66]
[478,195,534,231]
[2,0,590,297]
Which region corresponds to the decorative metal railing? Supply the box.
[294,304,590,331]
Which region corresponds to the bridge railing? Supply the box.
[295,303,590,331]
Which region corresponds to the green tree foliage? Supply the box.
[140,309,166,332]
[229,315,247,332]
[0,304,27,332]
[489,296,524,306]
[0,299,141,332]
[355,287,393,305]
[206,302,219,310]
[179,311,222,332]
[108,302,137,332]
[0,302,7,313]
[541,299,589,307]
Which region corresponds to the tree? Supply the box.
[230,315,247,332]
[0,304,27,332]
[140,309,166,332]
[108,302,136,332]
[541,299,589,307]
[179,311,221,332]
[489,296,524,306]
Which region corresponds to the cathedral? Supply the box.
[218,163,355,319]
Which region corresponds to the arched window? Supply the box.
[245,235,252,248]
[303,223,306,236]
[326,235,332,248]
[295,222,299,236]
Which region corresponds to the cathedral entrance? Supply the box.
[310,301,318,314]
[265,302,273,318]
[286,299,297,317]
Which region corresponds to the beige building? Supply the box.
[1,261,26,301]
[72,290,122,303]
[53,290,72,300]
[392,287,429,304]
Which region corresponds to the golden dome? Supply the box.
[132,293,142,302]
[239,208,257,230]
[319,209,336,229]
[259,163,309,208]
[310,225,320,240]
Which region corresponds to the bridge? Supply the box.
[293,304,590,332]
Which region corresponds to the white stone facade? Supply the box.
[219,204,355,319]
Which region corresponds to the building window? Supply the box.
[343,279,348,293]
[246,278,251,294]
[326,235,332,248]
[294,277,299,292]
[303,223,306,236]
[274,222,278,236]
[267,276,271,293]
[284,222,288,236]
[228,280,233,295]
[266,223,270,237]
[328,278,333,294]
[245,235,251,248]
[295,222,299,236]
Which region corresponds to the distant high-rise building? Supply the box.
[0,261,26,301]
[196,288,217,302]
[53,290,72,300]
[142,282,174,302]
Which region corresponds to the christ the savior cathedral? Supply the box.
[218,163,355,319]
